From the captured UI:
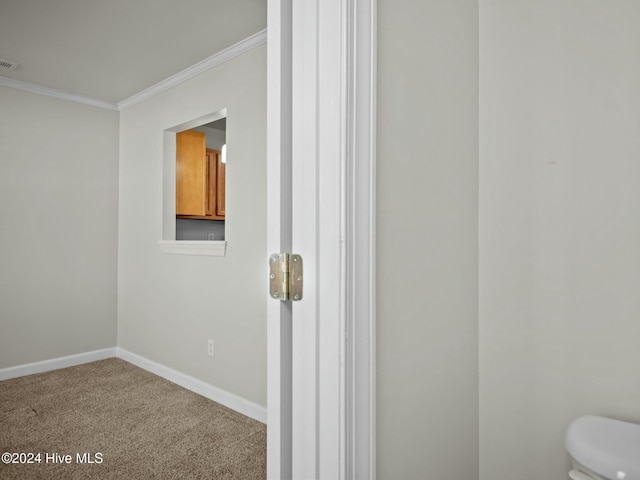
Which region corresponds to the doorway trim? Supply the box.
[266,0,376,478]
[345,2,377,478]
[266,1,293,478]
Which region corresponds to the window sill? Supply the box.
[157,240,227,257]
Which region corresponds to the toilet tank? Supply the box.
[566,415,640,480]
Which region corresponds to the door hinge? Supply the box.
[269,253,303,301]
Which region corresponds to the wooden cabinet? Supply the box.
[176,130,225,220]
[207,148,225,218]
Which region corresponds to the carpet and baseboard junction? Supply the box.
[0,358,266,479]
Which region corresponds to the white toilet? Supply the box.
[565,415,640,480]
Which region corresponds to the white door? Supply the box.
[267,1,376,479]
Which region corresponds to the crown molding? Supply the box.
[0,29,267,112]
[0,76,119,110]
[117,28,267,111]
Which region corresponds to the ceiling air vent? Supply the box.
[0,58,18,71]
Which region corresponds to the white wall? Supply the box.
[0,86,119,368]
[480,1,640,478]
[117,46,267,406]
[376,1,479,478]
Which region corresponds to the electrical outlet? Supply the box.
[207,339,214,357]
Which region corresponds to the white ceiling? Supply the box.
[0,0,267,104]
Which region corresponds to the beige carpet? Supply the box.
[0,358,266,479]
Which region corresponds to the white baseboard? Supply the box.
[116,348,267,424]
[0,347,267,425]
[0,347,117,381]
